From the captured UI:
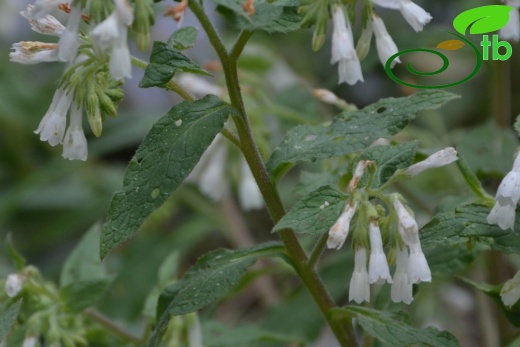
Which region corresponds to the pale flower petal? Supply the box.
[349,248,370,304]
[398,0,432,32]
[5,274,23,297]
[404,147,458,176]
[62,103,88,161]
[368,221,392,284]
[21,4,65,36]
[372,15,400,68]
[407,242,431,283]
[327,201,357,250]
[10,41,59,64]
[58,4,82,62]
[391,246,413,304]
[35,87,73,146]
[501,271,520,306]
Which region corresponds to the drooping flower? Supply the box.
[501,271,520,306]
[21,4,65,36]
[349,248,370,303]
[5,274,24,298]
[238,159,264,211]
[368,220,392,284]
[391,246,413,304]
[35,86,74,146]
[347,160,371,193]
[90,0,134,80]
[57,3,82,62]
[397,0,432,32]
[407,242,431,283]
[62,102,88,161]
[327,201,358,250]
[331,5,363,85]
[404,147,458,177]
[372,14,400,68]
[393,198,419,245]
[488,153,520,230]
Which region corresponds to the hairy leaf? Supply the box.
[148,242,285,347]
[60,279,112,313]
[359,142,417,188]
[332,306,460,347]
[101,96,236,258]
[266,90,459,179]
[453,5,513,35]
[139,41,210,88]
[0,300,21,341]
[273,186,347,235]
[167,26,198,50]
[420,204,520,254]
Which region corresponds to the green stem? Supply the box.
[84,309,142,344]
[221,126,242,149]
[188,1,356,345]
[130,56,195,101]
[308,232,329,268]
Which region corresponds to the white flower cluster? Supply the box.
[487,152,520,230]
[10,0,134,161]
[500,0,520,42]
[331,0,432,85]
[327,148,458,304]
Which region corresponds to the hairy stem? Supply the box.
[188,1,357,345]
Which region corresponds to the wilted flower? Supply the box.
[10,41,59,64]
[327,201,358,250]
[331,5,363,85]
[349,248,370,303]
[488,153,520,230]
[404,147,458,177]
[21,4,65,36]
[35,86,74,146]
[30,0,61,19]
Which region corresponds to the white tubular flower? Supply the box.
[22,336,36,347]
[398,0,432,32]
[178,74,223,97]
[393,198,419,245]
[371,0,400,10]
[349,248,370,304]
[5,274,24,297]
[9,41,59,64]
[356,21,373,60]
[404,147,458,177]
[30,0,61,19]
[35,87,74,146]
[500,4,520,42]
[372,15,400,68]
[91,0,134,80]
[58,4,82,62]
[487,170,520,230]
[62,102,88,161]
[21,5,65,36]
[368,221,392,284]
[391,246,413,304]
[407,242,431,283]
[327,201,358,250]
[501,271,520,306]
[238,158,264,211]
[331,6,364,85]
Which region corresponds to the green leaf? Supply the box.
[203,321,302,347]
[139,41,210,88]
[5,234,25,272]
[514,115,520,138]
[273,186,347,235]
[332,306,460,347]
[457,122,518,176]
[60,279,112,313]
[420,204,520,254]
[101,96,236,259]
[423,245,479,277]
[295,171,339,197]
[147,242,285,347]
[453,5,514,35]
[213,0,302,33]
[0,300,21,341]
[266,90,459,179]
[167,26,198,50]
[61,224,108,287]
[359,142,417,188]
